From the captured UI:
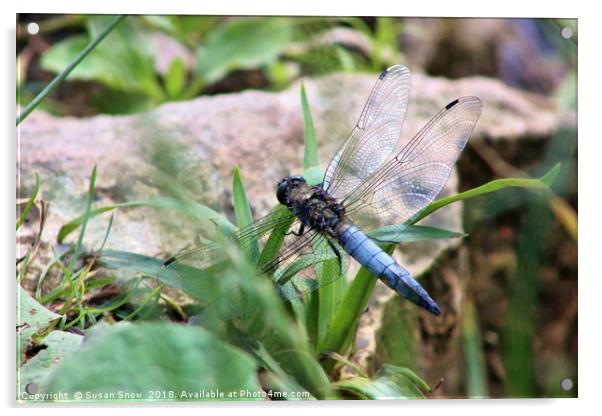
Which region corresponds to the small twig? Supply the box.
[160,293,189,322]
[431,378,445,393]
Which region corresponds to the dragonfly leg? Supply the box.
[327,238,345,276]
[285,223,306,237]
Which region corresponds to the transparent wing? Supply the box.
[323,65,411,199]
[342,97,483,234]
[159,207,345,303]
[269,232,347,301]
[158,207,295,285]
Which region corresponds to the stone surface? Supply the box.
[18,70,571,257]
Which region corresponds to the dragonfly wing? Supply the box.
[268,230,347,301]
[323,65,411,199]
[342,97,483,234]
[159,205,344,303]
[158,207,295,289]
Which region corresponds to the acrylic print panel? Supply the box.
[16,14,577,402]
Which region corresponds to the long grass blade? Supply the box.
[16,173,39,230]
[57,196,235,243]
[411,163,561,224]
[67,165,97,271]
[232,167,259,258]
[300,83,321,186]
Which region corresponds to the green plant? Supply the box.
[24,15,413,119]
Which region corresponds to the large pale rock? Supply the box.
[18,71,570,258]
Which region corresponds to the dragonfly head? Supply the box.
[276,175,307,206]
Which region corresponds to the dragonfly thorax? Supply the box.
[276,176,346,235]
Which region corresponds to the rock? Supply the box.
[18,70,570,252]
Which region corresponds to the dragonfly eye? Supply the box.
[277,175,306,205]
[276,181,289,205]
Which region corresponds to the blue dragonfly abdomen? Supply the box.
[337,224,442,316]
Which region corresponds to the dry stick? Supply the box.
[16,15,127,126]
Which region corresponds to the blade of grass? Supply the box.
[232,166,259,259]
[300,83,322,186]
[316,258,342,348]
[319,244,395,357]
[98,213,114,252]
[16,173,39,230]
[367,224,466,243]
[256,206,294,270]
[67,165,97,271]
[300,83,345,350]
[502,195,552,397]
[252,341,314,399]
[122,284,165,321]
[17,15,126,125]
[333,363,428,399]
[57,196,235,243]
[321,351,368,377]
[461,298,489,398]
[411,163,561,224]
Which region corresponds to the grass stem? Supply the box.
[17,15,126,125]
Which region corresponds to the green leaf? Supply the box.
[300,83,322,186]
[16,173,39,230]
[375,298,419,370]
[334,364,429,399]
[502,195,552,397]
[164,58,187,99]
[40,16,163,100]
[231,169,254,227]
[18,330,83,400]
[412,163,562,224]
[17,285,60,354]
[232,167,259,259]
[195,17,292,85]
[57,196,235,244]
[251,341,314,400]
[274,243,335,287]
[367,224,466,243]
[44,323,262,401]
[301,83,348,349]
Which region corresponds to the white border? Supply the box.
[4,1,598,415]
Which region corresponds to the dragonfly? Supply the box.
[160,65,482,316]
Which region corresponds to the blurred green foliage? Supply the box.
[21,15,405,116]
